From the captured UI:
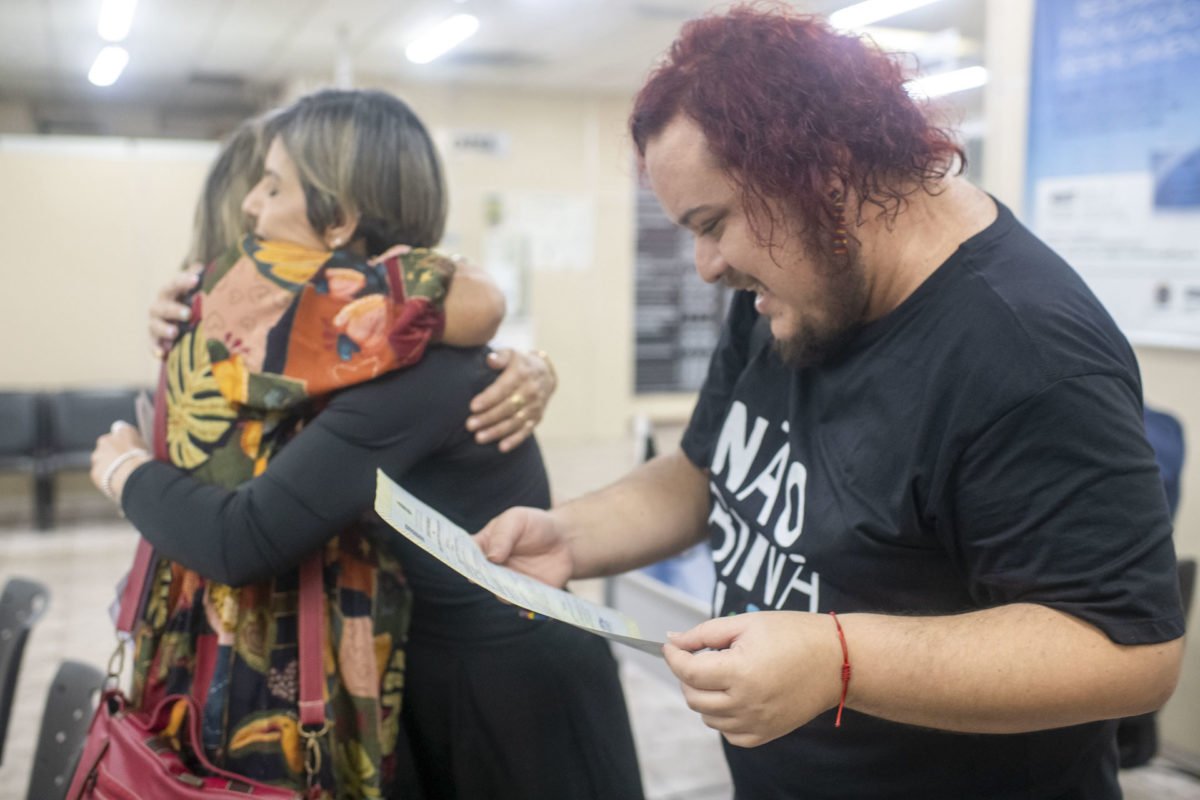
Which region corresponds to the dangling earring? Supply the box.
[831,192,848,258]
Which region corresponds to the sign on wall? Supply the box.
[1026,0,1200,348]
[480,190,596,350]
[633,183,731,393]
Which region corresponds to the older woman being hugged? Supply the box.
[92,89,643,800]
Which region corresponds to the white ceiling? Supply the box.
[0,0,986,138]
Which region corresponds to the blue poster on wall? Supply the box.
[1026,0,1200,347]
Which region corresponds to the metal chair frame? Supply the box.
[0,577,50,764]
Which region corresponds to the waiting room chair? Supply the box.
[0,577,50,764]
[0,392,52,530]
[1145,407,1184,515]
[42,389,139,528]
[26,660,104,800]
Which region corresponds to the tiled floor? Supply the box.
[0,523,136,800]
[0,448,1198,799]
[0,519,730,800]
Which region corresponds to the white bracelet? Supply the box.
[101,448,150,504]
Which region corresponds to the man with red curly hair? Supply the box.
[478,5,1185,797]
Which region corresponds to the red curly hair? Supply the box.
[630,3,965,248]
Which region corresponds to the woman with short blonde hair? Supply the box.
[96,88,643,799]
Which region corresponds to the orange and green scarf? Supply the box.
[132,236,453,798]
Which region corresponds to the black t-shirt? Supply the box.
[123,346,552,642]
[681,202,1184,799]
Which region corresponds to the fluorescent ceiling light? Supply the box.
[88,46,130,87]
[830,0,944,30]
[905,65,988,98]
[406,14,480,64]
[98,0,138,42]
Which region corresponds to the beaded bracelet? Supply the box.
[100,448,150,504]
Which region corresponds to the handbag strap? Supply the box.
[297,553,325,727]
[114,362,173,636]
[116,539,156,636]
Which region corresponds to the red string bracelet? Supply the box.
[829,611,851,728]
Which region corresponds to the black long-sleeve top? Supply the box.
[121,346,552,642]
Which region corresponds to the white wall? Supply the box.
[388,83,639,442]
[0,136,216,389]
[0,83,644,442]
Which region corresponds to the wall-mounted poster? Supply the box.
[1026,0,1200,348]
[480,190,596,350]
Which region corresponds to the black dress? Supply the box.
[123,346,646,800]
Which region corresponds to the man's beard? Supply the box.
[772,249,869,369]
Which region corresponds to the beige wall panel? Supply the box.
[2,85,645,441]
[376,83,640,441]
[0,138,213,389]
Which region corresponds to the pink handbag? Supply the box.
[68,691,306,799]
[66,544,327,800]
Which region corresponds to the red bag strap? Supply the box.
[297,553,325,727]
[114,363,171,636]
[116,538,156,636]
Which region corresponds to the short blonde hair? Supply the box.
[265,89,447,253]
[188,117,267,265]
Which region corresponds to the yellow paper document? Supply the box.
[375,470,665,656]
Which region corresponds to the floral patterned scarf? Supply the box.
[132,236,453,798]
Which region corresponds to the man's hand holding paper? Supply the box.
[474,506,574,590]
[375,470,665,656]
